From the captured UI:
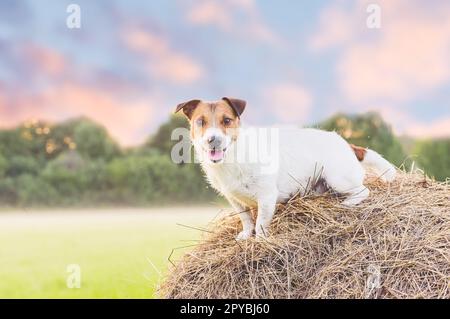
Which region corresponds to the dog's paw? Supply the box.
[255,226,269,240]
[380,168,396,183]
[236,229,253,241]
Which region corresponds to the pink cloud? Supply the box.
[311,0,450,103]
[0,42,159,146]
[186,0,281,45]
[0,82,155,146]
[20,43,66,77]
[351,105,450,138]
[123,28,205,84]
[187,1,232,30]
[309,3,357,50]
[405,118,450,139]
[43,83,155,145]
[264,83,313,123]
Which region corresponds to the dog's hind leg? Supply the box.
[341,185,369,206]
[325,166,369,206]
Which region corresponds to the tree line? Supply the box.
[0,113,447,207]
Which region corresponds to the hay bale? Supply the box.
[159,172,450,299]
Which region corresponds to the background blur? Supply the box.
[0,0,449,298]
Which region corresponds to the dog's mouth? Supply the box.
[207,148,227,163]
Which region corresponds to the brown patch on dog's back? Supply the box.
[350,144,367,162]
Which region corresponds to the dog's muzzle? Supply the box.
[205,135,227,163]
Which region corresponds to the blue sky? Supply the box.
[0,0,449,145]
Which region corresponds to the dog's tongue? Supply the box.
[208,149,224,161]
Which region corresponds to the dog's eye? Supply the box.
[223,118,232,126]
[195,118,205,127]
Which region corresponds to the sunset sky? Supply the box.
[0,0,449,145]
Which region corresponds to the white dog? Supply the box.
[175,98,396,240]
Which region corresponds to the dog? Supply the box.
[175,97,396,240]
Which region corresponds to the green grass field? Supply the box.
[0,207,218,298]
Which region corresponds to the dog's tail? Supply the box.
[350,144,396,182]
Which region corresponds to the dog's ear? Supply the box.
[174,99,202,119]
[222,97,246,118]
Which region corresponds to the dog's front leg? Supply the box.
[255,193,278,239]
[229,199,254,240]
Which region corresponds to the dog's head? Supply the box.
[175,97,246,164]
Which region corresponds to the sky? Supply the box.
[0,0,449,145]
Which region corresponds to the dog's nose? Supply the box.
[207,135,222,148]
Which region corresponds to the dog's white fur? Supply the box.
[193,124,396,240]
